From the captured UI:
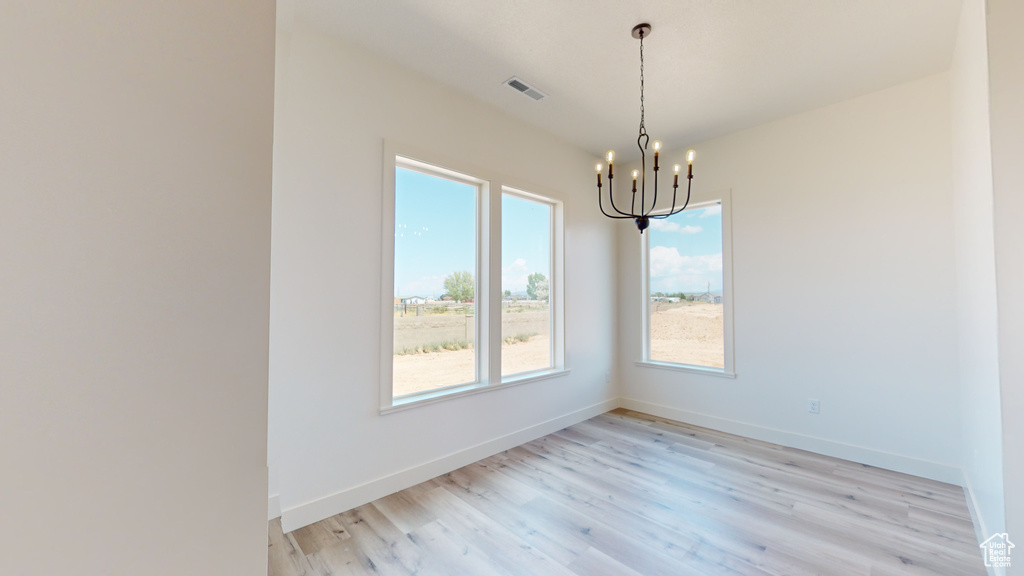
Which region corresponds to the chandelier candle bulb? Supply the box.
[632,169,639,192]
[653,141,661,169]
[595,163,602,187]
[673,164,681,187]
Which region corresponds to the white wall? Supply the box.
[0,3,276,575]
[617,74,962,482]
[949,0,1006,545]
[987,0,1024,565]
[269,22,617,531]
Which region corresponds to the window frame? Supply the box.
[379,142,568,414]
[500,186,565,380]
[637,189,736,378]
[391,156,485,397]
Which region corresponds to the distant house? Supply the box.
[401,296,427,305]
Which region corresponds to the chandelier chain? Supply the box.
[639,31,645,135]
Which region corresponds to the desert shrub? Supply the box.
[503,333,536,345]
[395,340,471,355]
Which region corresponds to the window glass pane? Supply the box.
[392,166,477,397]
[501,193,552,376]
[648,203,724,368]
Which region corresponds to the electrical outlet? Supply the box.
[807,399,820,414]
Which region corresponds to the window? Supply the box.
[380,148,565,411]
[391,164,480,397]
[641,195,734,376]
[501,190,554,377]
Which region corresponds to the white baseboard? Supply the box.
[619,398,962,485]
[268,494,281,521]
[279,397,619,533]
[961,472,1002,576]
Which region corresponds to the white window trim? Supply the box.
[500,186,565,379]
[639,189,735,378]
[379,141,567,413]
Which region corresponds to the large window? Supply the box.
[501,190,554,377]
[381,150,565,411]
[391,165,479,397]
[642,196,734,376]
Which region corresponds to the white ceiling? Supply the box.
[294,0,962,160]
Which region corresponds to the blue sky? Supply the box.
[648,203,723,293]
[501,194,550,295]
[394,168,550,298]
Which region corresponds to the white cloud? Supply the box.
[649,220,703,235]
[649,220,679,232]
[649,246,722,292]
[700,205,722,218]
[501,257,529,291]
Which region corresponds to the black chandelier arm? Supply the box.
[606,176,637,217]
[649,176,677,218]
[598,196,638,219]
[650,176,693,219]
[598,180,637,219]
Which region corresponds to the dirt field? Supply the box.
[393,335,551,397]
[649,301,724,367]
[392,302,723,397]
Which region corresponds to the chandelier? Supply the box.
[596,23,695,233]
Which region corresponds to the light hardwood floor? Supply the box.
[269,409,985,575]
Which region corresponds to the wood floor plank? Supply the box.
[268,518,313,576]
[406,519,513,576]
[371,489,437,534]
[434,466,588,566]
[414,484,577,576]
[551,426,603,447]
[456,459,540,506]
[494,445,709,560]
[905,505,978,544]
[269,409,987,576]
[291,514,351,556]
[498,445,783,576]
[567,547,646,576]
[335,505,424,575]
[516,495,706,576]
[305,541,371,576]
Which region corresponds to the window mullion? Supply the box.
[483,180,503,387]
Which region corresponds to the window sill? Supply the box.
[634,360,736,379]
[380,368,571,415]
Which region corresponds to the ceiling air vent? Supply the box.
[505,77,547,102]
